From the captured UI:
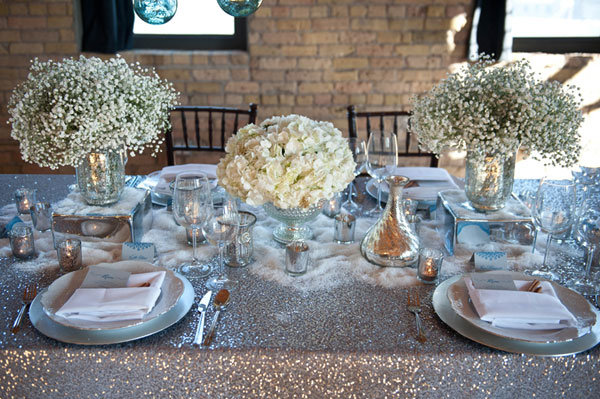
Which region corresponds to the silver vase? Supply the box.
[360,175,419,267]
[464,150,516,212]
[263,199,325,244]
[76,149,126,206]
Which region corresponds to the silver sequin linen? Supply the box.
[0,175,599,398]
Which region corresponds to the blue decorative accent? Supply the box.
[125,242,153,251]
[134,0,177,25]
[217,0,262,17]
[478,251,505,261]
[457,221,490,236]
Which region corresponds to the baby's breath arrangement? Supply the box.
[411,57,583,167]
[8,55,178,169]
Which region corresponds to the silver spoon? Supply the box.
[202,289,230,346]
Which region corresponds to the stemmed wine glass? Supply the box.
[204,195,240,290]
[365,131,398,217]
[172,172,213,279]
[531,178,576,281]
[572,201,600,296]
[342,138,366,215]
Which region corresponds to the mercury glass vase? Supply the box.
[263,199,325,244]
[360,175,419,267]
[76,149,126,206]
[464,150,516,212]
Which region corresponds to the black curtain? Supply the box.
[473,0,507,60]
[81,0,134,53]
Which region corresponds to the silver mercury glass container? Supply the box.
[360,175,420,267]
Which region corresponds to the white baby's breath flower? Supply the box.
[217,115,356,209]
[411,56,583,167]
[7,55,179,169]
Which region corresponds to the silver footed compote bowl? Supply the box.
[263,199,326,244]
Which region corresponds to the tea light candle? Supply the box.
[57,239,83,273]
[323,193,342,218]
[186,227,206,246]
[9,225,36,259]
[14,188,37,215]
[417,248,444,284]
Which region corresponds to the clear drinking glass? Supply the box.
[172,172,212,278]
[342,138,366,215]
[572,203,600,296]
[365,132,398,217]
[531,178,576,281]
[204,195,240,290]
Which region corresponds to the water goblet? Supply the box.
[172,172,212,279]
[365,131,398,217]
[572,204,600,296]
[342,138,366,215]
[204,196,240,290]
[531,178,576,281]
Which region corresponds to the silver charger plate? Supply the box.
[41,261,184,330]
[433,275,600,356]
[447,272,596,343]
[29,272,193,345]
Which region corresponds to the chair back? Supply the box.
[347,105,438,167]
[165,103,258,165]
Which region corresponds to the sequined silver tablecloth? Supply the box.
[0,175,599,399]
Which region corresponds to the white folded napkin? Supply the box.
[376,167,459,201]
[464,277,578,330]
[154,164,218,195]
[55,271,166,322]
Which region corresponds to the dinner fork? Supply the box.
[407,290,427,343]
[12,283,37,333]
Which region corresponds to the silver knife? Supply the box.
[193,290,212,345]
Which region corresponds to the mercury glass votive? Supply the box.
[334,213,356,244]
[15,188,37,215]
[403,198,418,216]
[417,248,444,284]
[186,227,207,245]
[57,239,83,273]
[323,192,343,218]
[30,202,52,232]
[9,225,36,259]
[285,241,310,276]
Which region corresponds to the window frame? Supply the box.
[132,17,247,51]
[512,37,600,53]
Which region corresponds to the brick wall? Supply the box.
[1,0,598,178]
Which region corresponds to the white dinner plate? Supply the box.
[29,272,193,345]
[447,272,596,343]
[41,261,184,330]
[137,171,222,207]
[433,275,600,356]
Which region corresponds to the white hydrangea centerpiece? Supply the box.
[411,56,584,167]
[8,55,179,169]
[217,114,356,209]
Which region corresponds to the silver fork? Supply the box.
[12,283,37,334]
[407,290,427,343]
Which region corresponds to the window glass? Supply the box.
[512,0,600,38]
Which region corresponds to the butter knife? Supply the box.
[193,290,212,345]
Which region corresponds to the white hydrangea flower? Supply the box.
[7,55,179,169]
[217,114,356,209]
[411,56,583,167]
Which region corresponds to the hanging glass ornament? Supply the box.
[217,0,262,18]
[134,0,178,25]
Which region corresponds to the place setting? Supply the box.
[28,260,194,345]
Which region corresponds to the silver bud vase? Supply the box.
[360,175,420,267]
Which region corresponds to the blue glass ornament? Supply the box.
[217,0,262,18]
[134,0,178,25]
